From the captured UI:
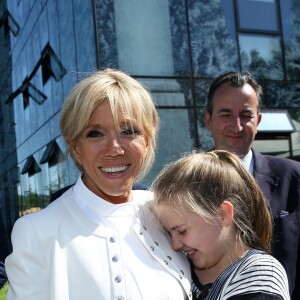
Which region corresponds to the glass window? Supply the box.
[24,82,47,105]
[39,140,67,198]
[41,44,67,83]
[290,110,300,158]
[144,109,195,185]
[237,0,279,32]
[114,0,174,75]
[258,110,295,132]
[194,80,213,107]
[49,165,59,192]
[95,0,190,76]
[21,156,41,176]
[220,0,237,38]
[196,109,214,151]
[188,0,238,77]
[20,172,43,215]
[17,182,23,217]
[253,137,291,155]
[48,161,67,194]
[138,78,192,107]
[28,174,42,209]
[280,0,300,80]
[239,33,283,79]
[0,10,20,37]
[254,109,300,159]
[40,140,63,166]
[265,82,300,108]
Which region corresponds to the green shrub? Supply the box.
[0,282,8,300]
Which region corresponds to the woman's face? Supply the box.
[158,205,233,283]
[71,101,148,203]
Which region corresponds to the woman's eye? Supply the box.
[86,130,103,138]
[121,127,140,136]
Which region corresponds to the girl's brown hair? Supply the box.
[152,150,272,253]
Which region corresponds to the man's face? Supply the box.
[205,83,262,158]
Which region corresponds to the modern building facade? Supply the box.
[0,0,299,234]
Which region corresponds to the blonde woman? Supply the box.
[152,150,290,300]
[5,69,191,300]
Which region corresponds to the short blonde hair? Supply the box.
[152,150,272,253]
[60,68,159,179]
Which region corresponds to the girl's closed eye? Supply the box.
[178,229,187,235]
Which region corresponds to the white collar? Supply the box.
[73,177,136,225]
[242,149,254,174]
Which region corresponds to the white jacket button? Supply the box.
[115,276,122,283]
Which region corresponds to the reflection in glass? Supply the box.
[168,0,191,76]
[254,109,300,158]
[239,33,283,79]
[265,82,300,108]
[17,183,23,217]
[26,82,47,105]
[115,0,174,75]
[19,158,67,216]
[19,173,43,216]
[237,0,278,31]
[41,43,67,83]
[138,78,192,107]
[253,138,290,156]
[49,162,66,195]
[194,80,213,107]
[281,0,300,80]
[290,110,300,158]
[0,10,20,36]
[188,0,238,77]
[144,109,194,185]
[196,109,214,151]
[258,110,295,132]
[21,155,41,176]
[96,0,190,76]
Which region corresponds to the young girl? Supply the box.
[152,150,290,300]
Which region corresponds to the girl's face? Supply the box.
[158,203,235,283]
[70,101,148,204]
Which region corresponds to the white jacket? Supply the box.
[6,184,192,300]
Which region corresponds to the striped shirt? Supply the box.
[192,249,290,300]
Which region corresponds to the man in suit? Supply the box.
[205,71,300,300]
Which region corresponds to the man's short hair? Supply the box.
[206,71,263,115]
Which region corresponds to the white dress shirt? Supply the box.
[242,149,254,174]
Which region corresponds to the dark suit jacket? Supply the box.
[252,149,300,299]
